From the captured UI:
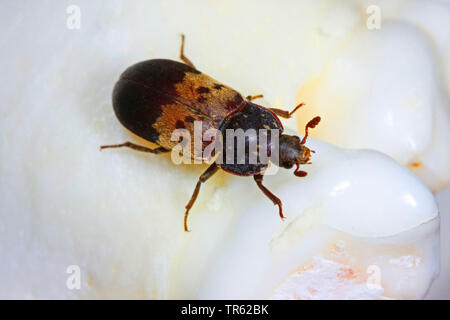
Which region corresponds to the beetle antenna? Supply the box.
[300,116,321,145]
[294,163,308,177]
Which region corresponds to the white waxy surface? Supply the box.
[296,3,450,192]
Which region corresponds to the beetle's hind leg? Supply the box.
[179,34,196,69]
[100,141,169,154]
[184,162,219,232]
[254,174,284,220]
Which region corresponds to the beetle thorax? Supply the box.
[218,102,283,176]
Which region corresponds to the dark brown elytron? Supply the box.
[101,35,320,231]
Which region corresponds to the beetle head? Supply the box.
[278,116,320,177]
[279,134,311,167]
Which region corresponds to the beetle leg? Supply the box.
[184,163,219,232]
[253,174,284,220]
[100,141,169,154]
[246,94,264,101]
[269,102,305,119]
[179,34,196,69]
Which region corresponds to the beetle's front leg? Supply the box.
[269,102,305,119]
[184,162,219,232]
[253,174,284,220]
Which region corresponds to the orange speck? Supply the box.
[307,287,318,295]
[410,162,421,168]
[337,267,357,280]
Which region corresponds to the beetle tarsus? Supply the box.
[184,209,192,232]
